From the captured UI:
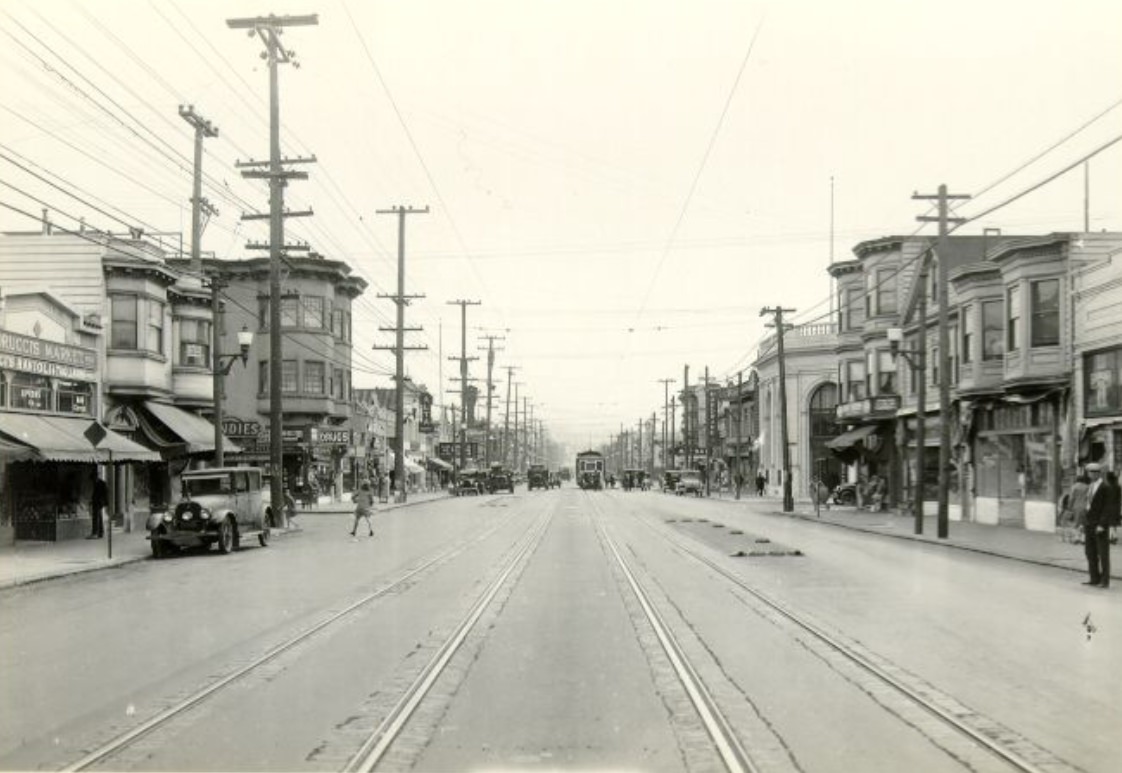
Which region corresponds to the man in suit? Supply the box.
[1082,463,1113,588]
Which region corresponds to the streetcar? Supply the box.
[575,450,606,490]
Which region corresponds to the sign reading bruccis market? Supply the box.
[0,328,97,376]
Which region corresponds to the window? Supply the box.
[961,304,974,364]
[1006,285,1020,351]
[931,344,939,386]
[845,287,865,331]
[1085,347,1122,416]
[304,361,325,394]
[846,361,866,401]
[344,311,352,342]
[982,300,1004,361]
[110,295,138,349]
[10,373,50,410]
[259,361,268,394]
[865,350,875,397]
[333,367,345,400]
[877,350,896,394]
[280,297,300,328]
[1030,279,1060,347]
[179,318,211,367]
[332,309,344,338]
[303,296,325,329]
[259,299,269,330]
[282,360,298,393]
[875,268,897,315]
[148,300,165,354]
[930,262,938,302]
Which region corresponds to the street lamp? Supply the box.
[213,324,254,468]
[887,325,925,535]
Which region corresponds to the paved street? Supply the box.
[1,487,1117,772]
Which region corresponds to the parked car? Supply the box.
[147,467,273,558]
[831,482,858,506]
[662,470,683,493]
[675,472,703,497]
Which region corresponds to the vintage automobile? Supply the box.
[527,464,550,491]
[453,472,487,496]
[547,472,562,489]
[662,470,683,493]
[675,471,703,497]
[487,468,515,494]
[147,467,273,558]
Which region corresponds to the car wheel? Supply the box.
[216,518,235,554]
[838,490,856,506]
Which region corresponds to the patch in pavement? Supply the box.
[665,517,804,558]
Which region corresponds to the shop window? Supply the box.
[982,299,1003,361]
[304,361,325,394]
[1030,279,1060,347]
[281,360,298,393]
[110,295,138,349]
[1085,346,1122,416]
[179,318,211,367]
[57,380,93,415]
[10,373,50,411]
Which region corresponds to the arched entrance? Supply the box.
[807,383,841,491]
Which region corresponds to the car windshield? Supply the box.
[183,476,231,497]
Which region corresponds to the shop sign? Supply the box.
[222,417,262,438]
[0,329,96,371]
[437,441,477,461]
[0,353,92,380]
[314,428,351,445]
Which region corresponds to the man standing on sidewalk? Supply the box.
[87,469,107,539]
[1082,463,1113,588]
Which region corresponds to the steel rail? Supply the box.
[588,494,758,773]
[632,505,1054,773]
[344,510,553,773]
[61,509,524,772]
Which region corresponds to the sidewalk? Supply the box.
[709,493,1118,581]
[0,491,450,590]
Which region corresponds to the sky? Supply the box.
[2,0,1122,453]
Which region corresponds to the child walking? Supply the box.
[351,480,375,538]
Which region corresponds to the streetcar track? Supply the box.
[587,493,760,773]
[619,493,1084,773]
[60,508,527,772]
[343,509,554,772]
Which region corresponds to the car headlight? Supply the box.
[162,512,172,523]
[199,509,212,520]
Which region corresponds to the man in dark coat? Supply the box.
[1082,463,1114,588]
[87,470,107,539]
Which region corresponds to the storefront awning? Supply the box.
[142,401,240,455]
[0,414,160,463]
[826,424,879,452]
[404,456,425,475]
[426,456,452,471]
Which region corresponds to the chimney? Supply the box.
[41,208,52,235]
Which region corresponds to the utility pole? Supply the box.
[915,185,969,539]
[512,381,522,473]
[447,300,481,473]
[502,366,518,468]
[522,396,530,471]
[177,104,224,464]
[179,105,219,275]
[658,378,675,474]
[703,365,712,498]
[735,370,743,499]
[683,365,691,470]
[670,395,677,470]
[227,12,317,527]
[650,412,657,478]
[373,206,430,502]
[478,334,505,467]
[637,418,643,472]
[761,306,796,512]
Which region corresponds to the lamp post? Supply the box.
[213,325,254,468]
[888,322,925,536]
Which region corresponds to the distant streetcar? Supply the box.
[575,450,605,490]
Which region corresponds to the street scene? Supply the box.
[1,1,1121,771]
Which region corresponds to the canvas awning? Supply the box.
[404,456,425,475]
[142,401,240,455]
[426,456,452,471]
[0,413,160,463]
[826,424,879,452]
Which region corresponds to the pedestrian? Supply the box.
[1081,463,1115,588]
[1060,473,1090,544]
[755,472,765,497]
[87,469,107,539]
[350,480,375,539]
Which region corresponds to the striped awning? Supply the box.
[0,413,160,463]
